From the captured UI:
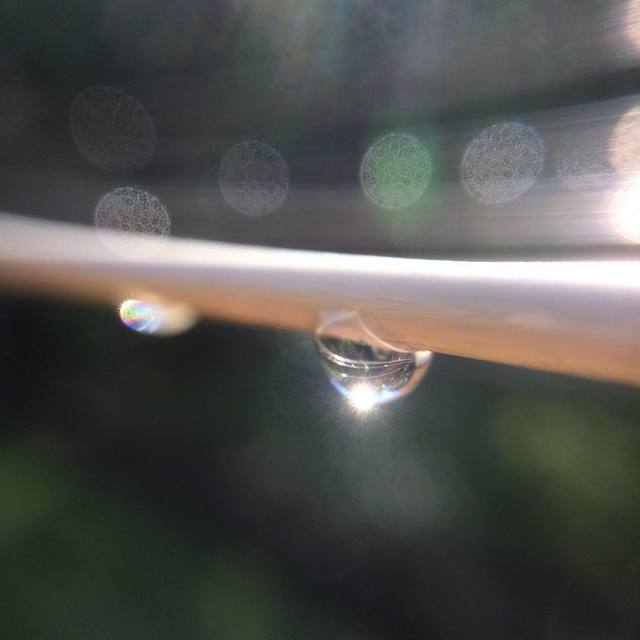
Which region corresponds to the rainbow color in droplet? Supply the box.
[118,299,162,334]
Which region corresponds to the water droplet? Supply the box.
[315,313,432,410]
[360,132,432,210]
[118,299,196,336]
[70,86,156,174]
[218,140,289,217]
[462,121,544,203]
[119,299,161,334]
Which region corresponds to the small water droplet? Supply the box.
[118,298,196,336]
[314,313,432,410]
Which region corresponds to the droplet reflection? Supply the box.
[118,299,196,336]
[348,384,380,412]
[315,314,432,410]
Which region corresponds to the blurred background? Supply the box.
[2,0,640,638]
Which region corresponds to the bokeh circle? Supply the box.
[556,135,611,191]
[218,140,289,217]
[70,86,156,173]
[94,186,170,254]
[360,132,432,210]
[462,121,544,204]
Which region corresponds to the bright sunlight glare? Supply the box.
[349,384,379,413]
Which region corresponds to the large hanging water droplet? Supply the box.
[314,313,432,410]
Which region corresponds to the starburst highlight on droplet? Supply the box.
[348,384,379,413]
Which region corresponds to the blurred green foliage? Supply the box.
[1,298,640,638]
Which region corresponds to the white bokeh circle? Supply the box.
[556,135,611,191]
[609,106,640,178]
[70,86,156,173]
[94,186,170,255]
[611,179,640,243]
[462,122,544,204]
[218,140,289,217]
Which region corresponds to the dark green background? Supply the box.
[1,297,640,639]
[2,0,640,637]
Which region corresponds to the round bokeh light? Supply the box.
[360,132,432,210]
[94,186,170,255]
[70,85,156,174]
[462,121,544,204]
[218,140,289,217]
